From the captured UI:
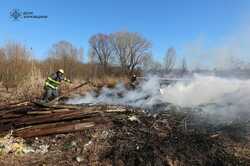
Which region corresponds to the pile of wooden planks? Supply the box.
[0,101,134,138]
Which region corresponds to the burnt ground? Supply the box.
[0,102,249,166]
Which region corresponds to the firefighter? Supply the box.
[42,69,71,102]
[130,74,138,89]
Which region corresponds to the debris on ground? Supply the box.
[0,132,26,155]
[0,101,249,165]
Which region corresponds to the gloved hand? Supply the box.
[65,78,72,84]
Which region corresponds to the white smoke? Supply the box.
[67,76,162,107]
[160,74,248,107]
[160,74,250,122]
[67,74,250,121]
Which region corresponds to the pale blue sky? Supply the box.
[1,0,250,64]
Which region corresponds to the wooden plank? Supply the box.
[33,101,81,109]
[48,81,89,105]
[27,111,52,115]
[0,106,103,127]
[52,108,71,113]
[47,104,81,109]
[13,108,102,127]
[13,121,96,138]
[0,101,32,111]
[32,101,52,107]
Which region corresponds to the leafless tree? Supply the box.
[142,54,162,72]
[47,41,83,79]
[0,48,6,81]
[142,54,153,71]
[164,47,176,73]
[110,31,151,74]
[180,57,188,76]
[0,42,31,91]
[89,34,113,73]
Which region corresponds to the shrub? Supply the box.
[16,66,44,100]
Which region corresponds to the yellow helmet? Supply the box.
[58,69,64,74]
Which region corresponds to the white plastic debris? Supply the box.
[71,141,77,147]
[0,133,26,155]
[23,146,35,154]
[76,156,84,162]
[83,140,92,150]
[37,144,49,154]
[128,115,139,122]
[100,130,109,139]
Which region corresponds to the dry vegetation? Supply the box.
[0,31,180,102]
[0,103,249,166]
[0,38,136,102]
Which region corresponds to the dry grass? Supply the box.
[233,143,250,161]
[0,68,128,102]
[91,76,129,89]
[0,83,19,104]
[16,67,44,101]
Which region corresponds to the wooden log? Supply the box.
[13,121,96,138]
[0,110,73,125]
[0,103,134,134]
[0,105,33,116]
[11,107,105,127]
[50,105,82,109]
[27,111,52,115]
[0,101,31,111]
[14,101,30,107]
[51,108,71,113]
[14,111,90,126]
[0,113,25,119]
[0,106,129,128]
[39,104,82,109]
[48,81,90,105]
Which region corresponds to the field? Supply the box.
[0,78,249,166]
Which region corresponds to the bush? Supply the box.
[16,66,44,100]
[0,42,32,91]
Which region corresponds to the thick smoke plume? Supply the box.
[67,76,161,107]
[67,74,250,122]
[161,74,250,122]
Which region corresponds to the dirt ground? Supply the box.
[0,82,249,166]
[0,105,249,166]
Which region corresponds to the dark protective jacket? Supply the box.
[131,76,137,83]
[45,73,70,90]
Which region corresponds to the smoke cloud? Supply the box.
[67,74,250,123]
[161,74,250,122]
[67,76,162,107]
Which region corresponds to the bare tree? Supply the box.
[180,58,188,76]
[89,34,113,73]
[164,47,176,73]
[142,54,162,73]
[0,42,31,91]
[47,41,83,79]
[110,31,151,74]
[142,54,153,72]
[0,48,6,81]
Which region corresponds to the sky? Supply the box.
[1,0,250,66]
